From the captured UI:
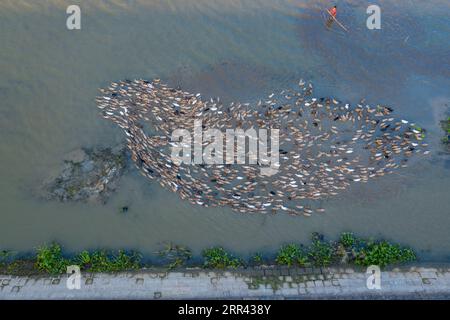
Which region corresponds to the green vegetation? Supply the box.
[75,250,141,272]
[202,247,241,269]
[0,250,12,261]
[308,233,335,267]
[65,185,79,198]
[276,244,308,267]
[0,250,13,269]
[0,250,33,275]
[30,244,140,274]
[440,117,450,148]
[158,243,192,269]
[36,243,70,274]
[275,232,416,268]
[354,241,416,267]
[0,233,418,275]
[411,124,426,140]
[251,253,264,265]
[113,152,126,167]
[340,232,357,248]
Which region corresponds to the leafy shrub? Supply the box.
[202,247,241,269]
[355,241,416,267]
[36,243,69,274]
[276,244,308,267]
[308,234,335,267]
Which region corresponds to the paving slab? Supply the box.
[0,265,449,299]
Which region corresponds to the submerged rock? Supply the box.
[45,147,127,203]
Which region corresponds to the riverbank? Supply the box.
[1,264,449,299]
[0,233,418,276]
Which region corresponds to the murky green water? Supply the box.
[0,0,449,260]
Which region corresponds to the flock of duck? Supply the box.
[96,79,429,217]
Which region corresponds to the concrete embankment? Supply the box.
[1,265,449,299]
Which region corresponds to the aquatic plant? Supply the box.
[339,232,357,248]
[76,250,92,266]
[0,250,12,262]
[251,253,264,265]
[158,243,192,269]
[354,241,416,267]
[308,233,336,267]
[35,243,70,274]
[202,247,241,269]
[6,261,21,274]
[276,244,308,267]
[0,250,12,269]
[87,251,111,272]
[166,258,184,269]
[75,250,141,272]
[111,250,141,271]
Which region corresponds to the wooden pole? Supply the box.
[326,9,349,32]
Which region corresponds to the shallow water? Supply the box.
[0,0,449,260]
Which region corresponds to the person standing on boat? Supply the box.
[325,5,337,29]
[329,5,337,17]
[326,5,348,32]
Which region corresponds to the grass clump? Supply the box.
[75,250,141,272]
[251,253,264,265]
[276,244,308,267]
[0,250,12,265]
[202,247,241,269]
[36,243,70,274]
[340,232,357,248]
[440,117,450,148]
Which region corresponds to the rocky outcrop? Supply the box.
[44,146,127,203]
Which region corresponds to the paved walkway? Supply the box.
[1,265,449,299]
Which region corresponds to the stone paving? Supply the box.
[1,265,449,299]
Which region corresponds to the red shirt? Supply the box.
[329,7,337,17]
